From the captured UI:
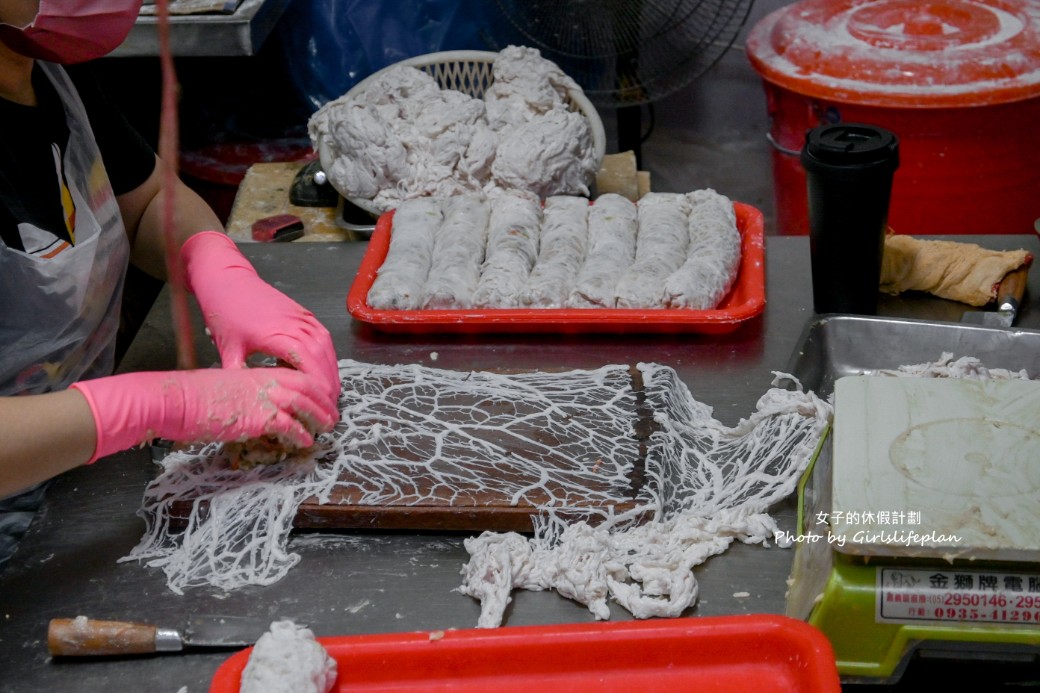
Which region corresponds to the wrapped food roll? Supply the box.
[472,191,542,308]
[366,198,442,310]
[615,192,691,308]
[663,189,741,310]
[520,195,590,308]
[422,195,491,309]
[880,235,1032,306]
[567,193,638,308]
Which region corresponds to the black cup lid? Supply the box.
[801,123,899,169]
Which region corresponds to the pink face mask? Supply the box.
[0,0,144,64]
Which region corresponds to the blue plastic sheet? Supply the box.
[275,0,489,112]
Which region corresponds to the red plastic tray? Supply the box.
[346,202,766,334]
[210,615,840,692]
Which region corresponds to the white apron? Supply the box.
[0,62,131,567]
[0,62,129,396]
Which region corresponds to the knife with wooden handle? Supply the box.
[48,616,272,656]
[996,264,1029,312]
[961,264,1030,328]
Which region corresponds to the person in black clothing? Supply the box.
[0,0,342,569]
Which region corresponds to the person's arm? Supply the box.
[116,156,223,281]
[0,390,97,497]
[0,366,338,499]
[115,158,341,406]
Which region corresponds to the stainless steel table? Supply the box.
[2,235,1038,691]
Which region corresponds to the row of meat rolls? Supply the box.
[366,190,741,311]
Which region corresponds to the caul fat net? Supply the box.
[123,359,831,624]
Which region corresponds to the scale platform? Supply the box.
[786,372,1040,683]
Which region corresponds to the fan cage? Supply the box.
[487,0,755,106]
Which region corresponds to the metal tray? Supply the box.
[786,314,1040,395]
[783,317,1040,684]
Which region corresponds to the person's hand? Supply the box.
[180,231,341,406]
[70,368,338,463]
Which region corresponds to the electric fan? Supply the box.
[484,0,755,163]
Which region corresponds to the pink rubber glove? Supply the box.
[180,231,341,408]
[70,368,337,464]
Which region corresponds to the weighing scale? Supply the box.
[786,375,1040,683]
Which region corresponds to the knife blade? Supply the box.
[960,265,1029,328]
[48,615,274,657]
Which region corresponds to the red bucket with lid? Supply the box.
[746,0,1040,235]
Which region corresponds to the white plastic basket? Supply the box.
[318,50,607,217]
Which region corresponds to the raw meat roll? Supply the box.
[472,192,542,308]
[520,195,589,308]
[662,189,741,310]
[422,195,491,309]
[615,192,690,308]
[366,197,442,310]
[566,193,638,308]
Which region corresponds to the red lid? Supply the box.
[746,0,1040,107]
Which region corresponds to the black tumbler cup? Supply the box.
[801,123,900,314]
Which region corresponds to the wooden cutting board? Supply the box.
[170,366,658,533]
